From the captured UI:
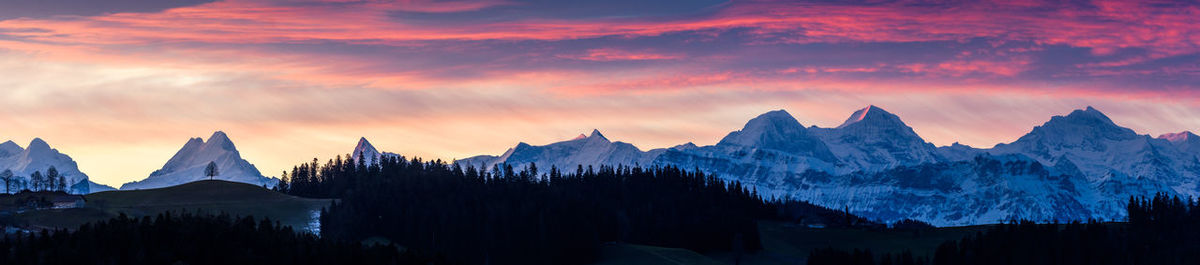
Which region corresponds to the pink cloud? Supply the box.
[560,48,682,61]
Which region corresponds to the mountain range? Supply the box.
[449,106,1200,226]
[0,138,113,194]
[119,131,276,190]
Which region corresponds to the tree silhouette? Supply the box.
[0,169,13,194]
[205,161,219,181]
[30,171,43,191]
[47,166,61,191]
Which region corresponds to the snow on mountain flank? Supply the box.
[0,138,107,194]
[120,131,276,190]
[458,105,1200,226]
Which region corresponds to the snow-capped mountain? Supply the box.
[989,106,1200,219]
[770,154,1095,226]
[809,105,943,173]
[457,106,1200,225]
[0,138,112,194]
[651,110,840,188]
[1160,131,1200,156]
[457,129,661,172]
[349,137,402,165]
[120,131,276,190]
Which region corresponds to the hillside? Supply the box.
[4,180,329,232]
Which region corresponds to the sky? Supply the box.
[0,0,1197,187]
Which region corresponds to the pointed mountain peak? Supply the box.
[1061,106,1115,124]
[588,129,609,141]
[1159,131,1198,143]
[719,109,837,161]
[837,105,903,128]
[352,137,381,161]
[28,138,51,151]
[205,131,237,151]
[0,140,23,157]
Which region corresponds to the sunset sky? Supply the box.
[1,0,1198,187]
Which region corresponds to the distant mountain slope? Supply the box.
[457,129,663,172]
[120,131,276,190]
[350,137,400,165]
[456,106,1200,225]
[809,105,944,173]
[0,138,106,194]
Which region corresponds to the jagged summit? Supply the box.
[27,138,51,152]
[121,131,273,190]
[207,131,236,150]
[587,129,607,141]
[352,137,383,164]
[0,138,96,194]
[836,105,905,129]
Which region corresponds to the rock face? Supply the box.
[456,106,1200,226]
[352,137,384,165]
[0,138,109,194]
[120,131,275,190]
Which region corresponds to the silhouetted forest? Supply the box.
[0,212,432,265]
[808,193,1200,265]
[277,155,781,265]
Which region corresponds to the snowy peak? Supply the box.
[0,141,23,157]
[718,109,805,147]
[811,105,940,172]
[587,129,608,142]
[1015,106,1138,144]
[717,110,837,160]
[1160,131,1200,154]
[207,131,236,151]
[26,138,51,153]
[122,131,272,190]
[1159,131,1198,144]
[1047,106,1124,132]
[836,105,904,129]
[1067,106,1113,123]
[0,138,94,194]
[352,137,383,163]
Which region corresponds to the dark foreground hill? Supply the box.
[3,180,329,231]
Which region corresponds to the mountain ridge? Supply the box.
[120,131,276,190]
[455,105,1200,225]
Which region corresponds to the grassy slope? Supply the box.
[9,180,330,231]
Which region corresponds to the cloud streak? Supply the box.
[0,0,1197,185]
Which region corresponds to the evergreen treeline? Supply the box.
[276,155,774,265]
[0,211,432,265]
[0,167,70,194]
[808,193,1200,265]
